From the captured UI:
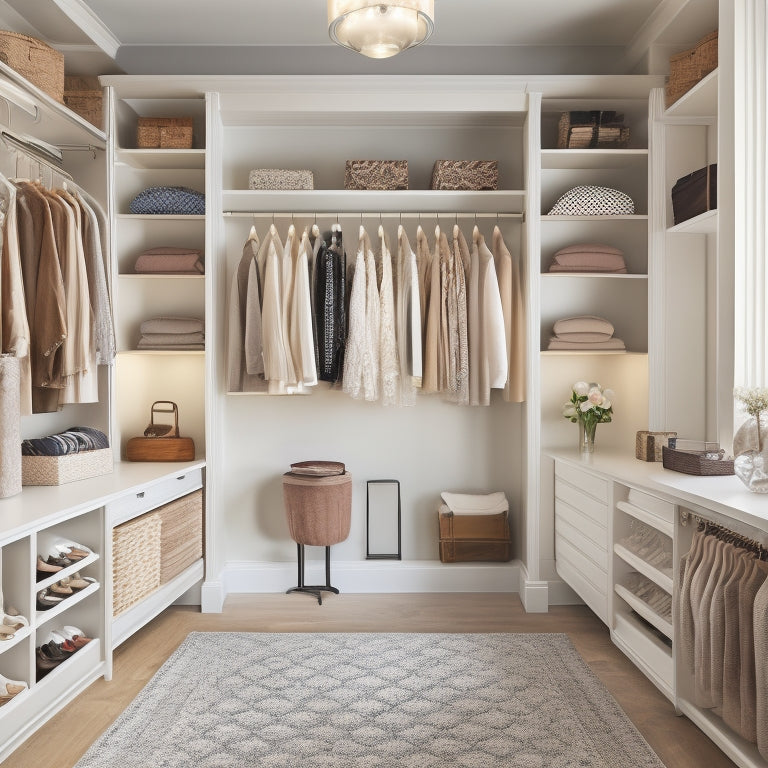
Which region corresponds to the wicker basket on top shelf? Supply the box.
[0,30,64,102]
[665,30,718,108]
[137,117,194,149]
[63,75,103,128]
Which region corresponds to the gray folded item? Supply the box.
[552,315,614,337]
[135,247,204,274]
[139,332,205,346]
[140,317,205,335]
[547,337,626,350]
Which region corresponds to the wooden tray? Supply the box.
[125,437,195,462]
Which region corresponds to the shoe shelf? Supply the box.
[613,543,673,593]
[34,551,100,592]
[36,581,101,629]
[0,627,32,657]
[613,582,673,639]
[615,499,674,537]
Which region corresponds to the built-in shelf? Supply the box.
[616,500,674,537]
[117,350,205,356]
[223,189,525,215]
[118,274,205,280]
[614,543,674,593]
[667,209,718,234]
[542,215,648,222]
[540,350,644,356]
[115,148,206,170]
[664,69,718,120]
[35,581,101,628]
[614,583,673,639]
[116,214,206,221]
[0,626,31,655]
[540,273,648,280]
[540,149,649,170]
[35,552,100,591]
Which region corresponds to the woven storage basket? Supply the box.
[430,160,499,190]
[345,160,408,190]
[129,186,205,215]
[154,489,203,584]
[438,507,513,563]
[22,447,112,486]
[666,29,718,108]
[248,169,314,190]
[63,75,103,129]
[0,30,64,102]
[137,117,194,149]
[112,512,162,616]
[635,431,677,462]
[661,445,734,476]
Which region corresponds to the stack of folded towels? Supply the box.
[547,315,626,351]
[440,491,509,516]
[134,246,204,274]
[548,243,627,273]
[22,426,109,456]
[137,317,205,350]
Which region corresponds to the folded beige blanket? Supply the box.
[552,331,614,343]
[553,315,614,336]
[135,247,204,274]
[140,317,205,335]
[554,243,624,256]
[440,491,509,515]
[139,332,204,346]
[549,263,628,273]
[137,340,205,350]
[548,337,626,350]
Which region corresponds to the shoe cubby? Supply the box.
[1,538,33,633]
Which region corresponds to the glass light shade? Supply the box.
[328,0,434,59]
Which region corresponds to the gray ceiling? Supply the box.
[0,0,716,76]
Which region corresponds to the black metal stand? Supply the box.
[286,543,340,605]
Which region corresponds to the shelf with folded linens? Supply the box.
[115,148,206,170]
[613,578,673,640]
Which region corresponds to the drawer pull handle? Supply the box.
[136,491,145,499]
[177,475,186,480]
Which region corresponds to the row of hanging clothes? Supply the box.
[675,517,768,759]
[0,130,115,414]
[227,218,525,405]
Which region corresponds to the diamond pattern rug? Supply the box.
[76,632,665,768]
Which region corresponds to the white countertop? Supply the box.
[546,449,768,537]
[0,460,205,543]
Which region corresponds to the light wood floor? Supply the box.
[7,593,736,768]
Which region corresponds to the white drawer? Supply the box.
[626,487,676,522]
[555,509,608,571]
[555,498,607,550]
[555,548,608,624]
[555,535,609,596]
[555,478,608,527]
[106,468,203,527]
[554,461,609,504]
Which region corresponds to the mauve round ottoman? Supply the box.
[282,470,352,604]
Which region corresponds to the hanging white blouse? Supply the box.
[342,226,368,400]
[0,179,31,415]
[475,226,508,406]
[289,229,318,387]
[281,225,298,387]
[363,227,380,402]
[452,225,469,406]
[396,225,422,404]
[422,226,441,394]
[378,225,399,406]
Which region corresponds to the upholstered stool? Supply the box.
[282,470,352,604]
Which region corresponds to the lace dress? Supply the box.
[378,226,399,406]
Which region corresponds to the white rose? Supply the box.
[601,398,612,409]
[580,400,592,412]
[588,387,603,404]
[573,381,589,396]
[562,402,577,418]
[603,388,615,402]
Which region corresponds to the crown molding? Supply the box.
[49,0,121,58]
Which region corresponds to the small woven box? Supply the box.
[248,169,314,190]
[22,447,113,486]
[0,30,64,102]
[431,160,498,191]
[63,75,103,128]
[137,117,194,149]
[635,431,677,462]
[345,160,408,190]
[112,512,162,616]
[666,30,718,108]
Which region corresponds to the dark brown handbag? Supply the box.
[671,163,717,224]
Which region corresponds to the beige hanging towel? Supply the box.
[754,574,768,759]
[689,535,719,704]
[708,542,737,711]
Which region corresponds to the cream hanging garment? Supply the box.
[422,226,441,394]
[438,227,453,398]
[363,226,380,402]
[754,573,768,759]
[396,225,422,404]
[378,225,398,406]
[281,225,298,387]
[451,225,469,406]
[260,225,290,391]
[493,225,525,402]
[289,229,318,387]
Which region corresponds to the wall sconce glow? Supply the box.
[328,0,434,59]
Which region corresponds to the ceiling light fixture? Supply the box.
[328,0,435,59]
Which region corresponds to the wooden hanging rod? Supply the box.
[680,509,768,555]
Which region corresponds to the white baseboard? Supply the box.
[547,578,582,605]
[221,559,520,595]
[200,580,225,613]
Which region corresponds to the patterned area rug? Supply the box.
[76,632,665,768]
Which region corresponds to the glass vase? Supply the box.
[579,420,597,454]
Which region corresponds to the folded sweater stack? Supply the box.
[548,315,626,351]
[134,246,205,275]
[22,426,109,456]
[137,317,205,350]
[548,243,627,273]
